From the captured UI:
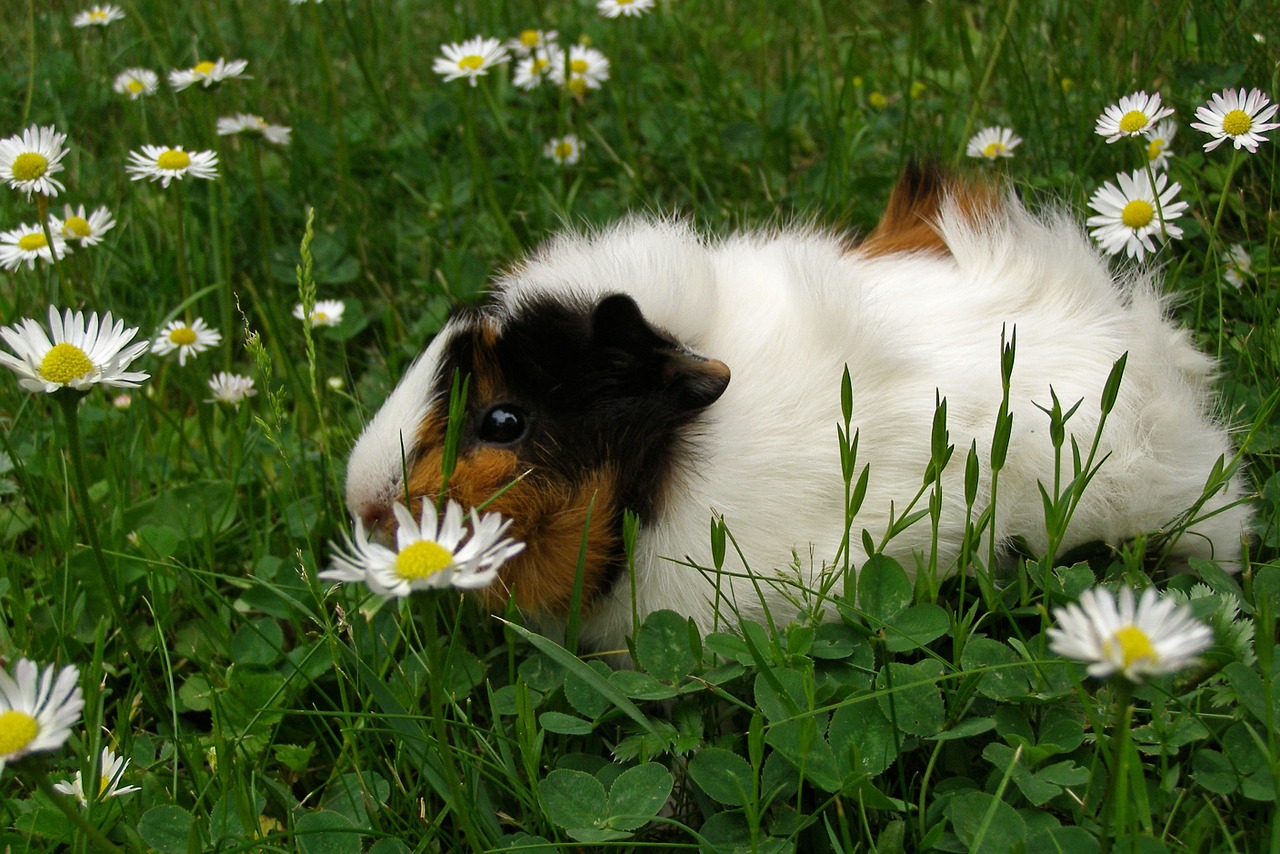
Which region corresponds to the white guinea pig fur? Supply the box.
[345,167,1251,653]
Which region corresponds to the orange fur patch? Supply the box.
[861,165,998,257]
[405,410,620,619]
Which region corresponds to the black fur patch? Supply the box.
[432,292,730,601]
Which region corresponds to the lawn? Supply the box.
[0,0,1278,851]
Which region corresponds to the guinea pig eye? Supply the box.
[477,404,528,445]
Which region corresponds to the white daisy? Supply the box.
[0,660,83,773]
[0,223,71,271]
[72,4,125,27]
[49,204,116,247]
[206,372,257,407]
[125,145,219,187]
[1085,168,1188,261]
[292,299,345,327]
[321,500,525,599]
[1222,244,1253,288]
[152,318,221,366]
[0,306,149,392]
[432,36,510,86]
[113,68,160,100]
[216,113,292,146]
[513,50,557,91]
[543,134,583,165]
[1094,91,1175,143]
[168,58,250,91]
[53,746,141,806]
[1048,586,1213,682]
[598,0,655,17]
[1142,119,1177,170]
[965,125,1022,160]
[552,45,610,97]
[506,29,557,57]
[1190,87,1280,153]
[0,125,69,198]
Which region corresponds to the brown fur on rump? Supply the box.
[861,162,998,257]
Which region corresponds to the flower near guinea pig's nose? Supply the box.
[321,500,525,599]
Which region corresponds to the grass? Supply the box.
[1,0,1278,851]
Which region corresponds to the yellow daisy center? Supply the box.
[127,79,144,94]
[458,55,485,71]
[568,77,588,97]
[156,150,191,171]
[193,61,217,76]
[11,152,49,182]
[168,327,198,346]
[1221,109,1252,136]
[1109,625,1156,669]
[570,58,589,74]
[618,0,635,5]
[1121,199,1154,229]
[1146,138,1166,161]
[394,540,454,580]
[982,142,1006,158]
[555,141,575,160]
[38,342,95,385]
[63,216,93,238]
[0,710,40,756]
[1118,109,1149,134]
[17,232,48,251]
[312,312,329,324]
[519,30,539,47]
[89,9,109,21]
[99,774,112,794]
[532,58,549,74]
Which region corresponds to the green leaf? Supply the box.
[883,604,950,652]
[137,805,195,854]
[876,663,944,736]
[945,790,1026,853]
[830,699,897,778]
[961,638,1031,700]
[858,554,913,624]
[539,711,595,735]
[540,769,633,842]
[295,810,362,854]
[564,660,613,719]
[688,747,754,806]
[766,717,843,792]
[1192,748,1239,795]
[604,763,673,831]
[927,716,996,742]
[230,617,285,666]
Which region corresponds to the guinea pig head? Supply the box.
[345,292,730,619]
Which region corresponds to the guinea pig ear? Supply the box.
[591,293,730,412]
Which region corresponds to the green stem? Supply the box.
[1099,680,1135,854]
[172,189,191,309]
[56,394,153,699]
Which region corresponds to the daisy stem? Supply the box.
[1098,679,1135,853]
[33,771,127,854]
[55,392,151,701]
[1194,148,1243,332]
[35,194,66,306]
[172,188,191,310]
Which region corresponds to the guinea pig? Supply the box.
[345,165,1251,652]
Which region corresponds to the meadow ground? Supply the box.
[0,1,1278,851]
